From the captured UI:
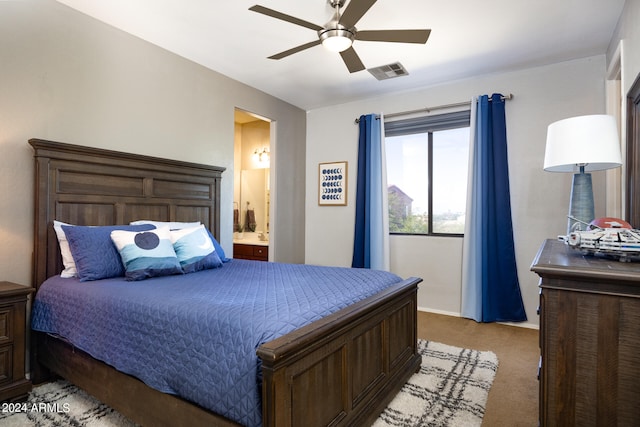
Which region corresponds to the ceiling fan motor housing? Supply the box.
[320,1,355,51]
[319,26,355,44]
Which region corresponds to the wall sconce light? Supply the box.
[254,147,270,165]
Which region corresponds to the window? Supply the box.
[385,110,470,236]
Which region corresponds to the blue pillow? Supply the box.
[110,228,183,281]
[206,229,230,262]
[129,220,229,263]
[62,224,156,282]
[170,225,223,273]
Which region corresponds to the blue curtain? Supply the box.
[352,114,389,270]
[461,94,527,322]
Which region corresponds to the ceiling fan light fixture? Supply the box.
[320,29,354,52]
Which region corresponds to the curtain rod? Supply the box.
[354,93,513,123]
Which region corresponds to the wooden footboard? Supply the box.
[258,276,422,427]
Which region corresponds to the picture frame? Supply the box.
[318,161,348,206]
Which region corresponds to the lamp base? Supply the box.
[567,172,594,234]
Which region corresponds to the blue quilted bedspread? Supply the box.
[31,260,403,427]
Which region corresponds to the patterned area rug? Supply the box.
[0,381,135,427]
[374,340,499,427]
[0,340,497,427]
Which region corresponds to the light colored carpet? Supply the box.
[0,340,497,426]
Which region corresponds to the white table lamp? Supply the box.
[544,114,622,234]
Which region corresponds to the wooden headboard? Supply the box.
[30,139,225,289]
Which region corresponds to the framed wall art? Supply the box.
[318,161,347,206]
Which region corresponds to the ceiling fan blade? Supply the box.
[340,47,366,73]
[268,40,322,60]
[249,5,323,31]
[339,0,377,28]
[356,29,431,44]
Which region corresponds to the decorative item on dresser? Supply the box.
[531,239,640,427]
[0,281,34,402]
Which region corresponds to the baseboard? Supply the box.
[417,306,540,330]
[497,319,539,330]
[417,306,460,317]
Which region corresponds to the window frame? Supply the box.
[385,110,471,238]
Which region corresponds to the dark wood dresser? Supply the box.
[531,239,640,426]
[0,281,34,402]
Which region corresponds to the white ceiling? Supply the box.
[56,0,625,111]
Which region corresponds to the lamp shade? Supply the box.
[543,114,622,172]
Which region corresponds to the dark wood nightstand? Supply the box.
[0,281,34,402]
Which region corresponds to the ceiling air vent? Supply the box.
[367,62,409,81]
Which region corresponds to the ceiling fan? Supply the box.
[249,0,431,73]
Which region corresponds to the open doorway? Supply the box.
[626,73,640,227]
[606,41,623,219]
[234,108,272,260]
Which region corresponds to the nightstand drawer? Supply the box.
[0,307,13,344]
[0,345,12,383]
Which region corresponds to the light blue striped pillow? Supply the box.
[110,228,183,281]
[170,225,223,273]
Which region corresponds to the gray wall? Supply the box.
[610,0,640,97]
[305,55,610,328]
[0,0,306,286]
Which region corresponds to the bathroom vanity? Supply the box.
[233,233,269,261]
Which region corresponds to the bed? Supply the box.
[29,138,422,427]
